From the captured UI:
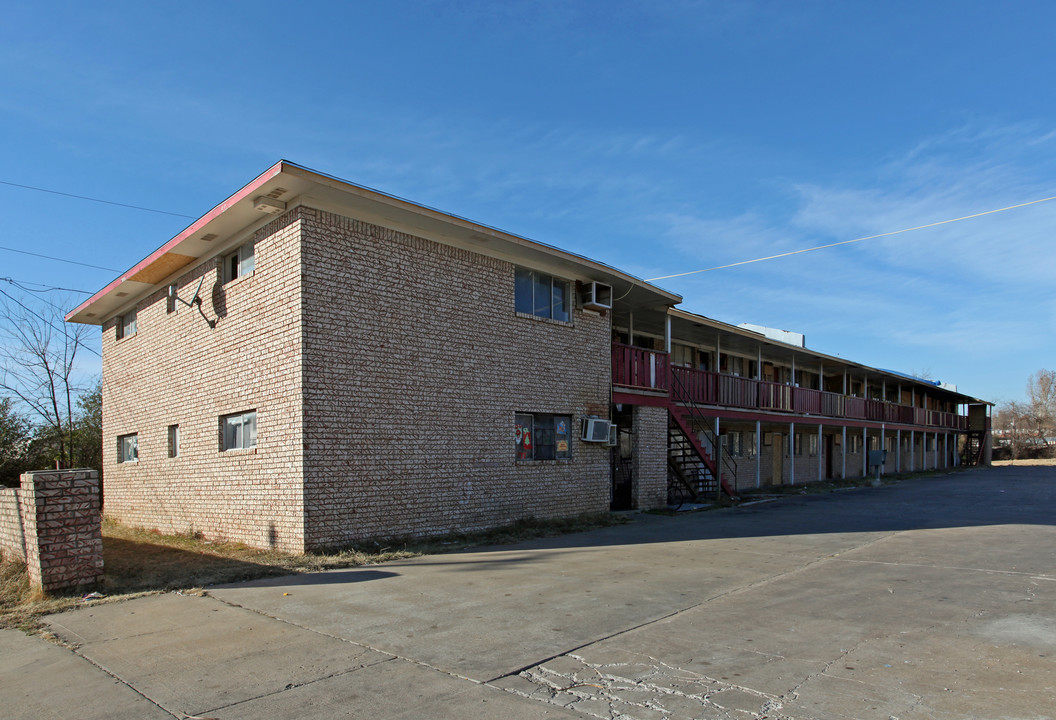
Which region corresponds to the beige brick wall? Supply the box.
[631,405,667,509]
[299,208,612,547]
[101,212,307,552]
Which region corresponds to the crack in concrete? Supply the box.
[57,643,182,719]
[502,651,789,719]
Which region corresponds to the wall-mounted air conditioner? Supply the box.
[582,417,612,443]
[579,282,613,311]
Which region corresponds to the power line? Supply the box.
[0,243,122,273]
[1,278,93,295]
[646,194,1056,281]
[0,179,196,219]
[0,286,101,358]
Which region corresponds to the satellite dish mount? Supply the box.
[170,277,216,328]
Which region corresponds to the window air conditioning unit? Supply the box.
[582,417,612,443]
[579,282,613,311]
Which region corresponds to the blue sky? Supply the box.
[1,1,1054,404]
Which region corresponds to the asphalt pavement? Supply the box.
[3,465,1054,719]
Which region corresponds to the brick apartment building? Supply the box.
[67,161,990,552]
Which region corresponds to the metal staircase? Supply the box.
[962,429,986,466]
[667,370,739,502]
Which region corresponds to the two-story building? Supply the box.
[67,161,990,552]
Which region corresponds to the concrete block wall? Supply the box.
[101,211,307,552]
[0,470,102,592]
[299,208,613,547]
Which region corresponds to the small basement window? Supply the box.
[224,242,255,283]
[117,433,138,463]
[515,413,572,460]
[222,410,257,451]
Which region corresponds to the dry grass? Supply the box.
[1,512,625,632]
[992,458,1056,467]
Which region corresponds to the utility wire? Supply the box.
[0,285,101,357]
[1,277,93,295]
[0,243,122,273]
[647,194,1056,281]
[0,179,196,219]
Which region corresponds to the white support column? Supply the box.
[843,369,848,395]
[791,354,796,386]
[628,312,634,346]
[882,380,886,402]
[664,314,672,353]
[757,347,762,380]
[789,421,796,485]
[819,361,824,391]
[817,424,824,481]
[755,420,762,488]
[841,426,847,479]
[910,430,915,472]
[862,426,868,477]
[716,335,721,374]
[880,424,886,476]
[944,433,949,469]
[896,429,901,472]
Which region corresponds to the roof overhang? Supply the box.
[67,160,681,324]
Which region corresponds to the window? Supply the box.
[117,434,138,463]
[808,433,819,456]
[514,267,570,322]
[224,242,255,283]
[222,410,257,451]
[116,309,137,340]
[794,433,803,456]
[515,413,571,460]
[849,435,862,453]
[167,424,180,458]
[725,431,753,457]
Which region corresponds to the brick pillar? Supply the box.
[631,405,668,510]
[19,470,103,592]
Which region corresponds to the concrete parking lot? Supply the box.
[4,465,1055,719]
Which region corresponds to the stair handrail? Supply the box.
[670,365,739,498]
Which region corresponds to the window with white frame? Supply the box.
[515,413,572,460]
[514,267,570,322]
[167,424,180,458]
[808,433,819,456]
[117,433,138,463]
[224,241,255,283]
[222,410,257,451]
[849,434,862,453]
[116,309,137,340]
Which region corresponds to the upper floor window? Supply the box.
[515,267,569,322]
[116,309,137,340]
[224,241,255,283]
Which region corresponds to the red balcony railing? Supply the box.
[614,344,968,431]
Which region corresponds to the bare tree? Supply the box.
[0,291,92,469]
[1025,369,1056,446]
